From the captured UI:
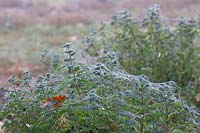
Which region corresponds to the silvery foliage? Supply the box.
[2,43,200,132]
[84,50,200,131]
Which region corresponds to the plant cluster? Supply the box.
[83,5,200,105]
[1,5,200,132]
[0,43,200,132]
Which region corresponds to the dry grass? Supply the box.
[0,0,199,27]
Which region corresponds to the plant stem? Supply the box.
[164,96,170,133]
[140,85,145,133]
[69,52,81,95]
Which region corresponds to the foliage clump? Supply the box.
[83,5,200,104]
[0,43,199,132]
[0,5,200,132]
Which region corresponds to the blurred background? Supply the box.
[0,0,200,85]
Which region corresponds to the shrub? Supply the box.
[83,5,200,105]
[1,43,199,132]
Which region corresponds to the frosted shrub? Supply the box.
[1,44,199,132]
[83,5,200,105]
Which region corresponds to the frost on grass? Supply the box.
[1,44,200,132]
[1,4,200,132]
